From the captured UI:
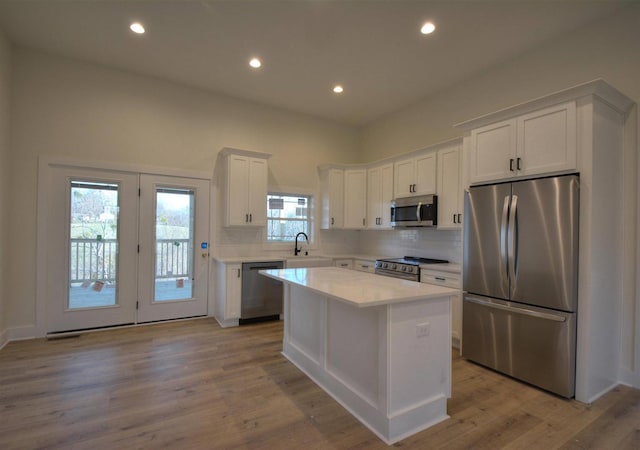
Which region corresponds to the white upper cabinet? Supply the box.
[222,148,269,227]
[320,167,344,229]
[367,163,394,229]
[343,168,367,229]
[468,101,577,184]
[394,151,436,198]
[437,143,462,229]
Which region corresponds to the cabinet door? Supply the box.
[226,155,250,226]
[368,164,394,229]
[414,152,437,195]
[394,157,415,198]
[224,264,242,319]
[344,169,367,229]
[379,163,394,228]
[328,169,344,228]
[469,118,517,184]
[437,146,461,229]
[367,166,382,228]
[517,101,577,177]
[247,157,267,225]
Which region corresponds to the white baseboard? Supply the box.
[620,367,640,390]
[0,328,8,351]
[214,316,239,328]
[7,325,37,341]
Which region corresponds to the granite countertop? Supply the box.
[260,267,458,308]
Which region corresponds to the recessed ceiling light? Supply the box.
[420,22,436,35]
[130,22,145,34]
[333,85,344,94]
[249,58,262,69]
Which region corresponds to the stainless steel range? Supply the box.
[374,256,448,281]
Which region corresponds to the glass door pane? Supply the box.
[69,181,119,309]
[154,188,194,302]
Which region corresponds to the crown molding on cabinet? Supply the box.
[455,79,635,132]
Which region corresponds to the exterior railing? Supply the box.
[70,238,191,283]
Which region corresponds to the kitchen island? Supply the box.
[260,267,459,444]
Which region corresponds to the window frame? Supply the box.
[263,189,317,251]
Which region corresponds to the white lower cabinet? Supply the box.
[215,262,242,327]
[354,259,375,273]
[421,269,462,349]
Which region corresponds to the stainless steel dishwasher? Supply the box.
[240,261,284,322]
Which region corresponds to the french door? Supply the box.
[45,166,209,333]
[137,175,209,323]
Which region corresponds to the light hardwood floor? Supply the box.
[1,318,638,449]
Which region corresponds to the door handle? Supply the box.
[508,194,518,291]
[509,158,515,172]
[501,195,510,288]
[453,214,457,224]
[457,213,462,223]
[465,295,566,322]
[517,157,522,171]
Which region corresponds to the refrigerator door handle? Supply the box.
[465,295,566,322]
[500,195,510,287]
[508,194,518,290]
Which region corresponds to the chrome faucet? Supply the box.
[294,232,309,256]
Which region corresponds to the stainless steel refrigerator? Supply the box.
[462,174,579,398]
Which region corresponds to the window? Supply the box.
[266,193,311,242]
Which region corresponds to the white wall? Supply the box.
[361,3,640,391]
[0,29,11,345]
[8,47,360,331]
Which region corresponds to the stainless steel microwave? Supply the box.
[390,195,438,227]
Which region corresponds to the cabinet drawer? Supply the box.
[354,260,375,273]
[334,259,353,269]
[420,270,461,289]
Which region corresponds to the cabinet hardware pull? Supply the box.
[249,213,252,222]
[237,268,240,278]
[331,217,334,225]
[517,157,522,171]
[457,213,462,223]
[245,214,249,223]
[362,265,369,269]
[435,277,446,281]
[453,214,457,224]
[363,218,365,226]
[509,158,515,172]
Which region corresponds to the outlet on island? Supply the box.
[416,322,431,338]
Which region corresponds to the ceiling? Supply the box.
[0,0,632,126]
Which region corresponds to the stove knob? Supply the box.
[406,266,414,273]
[382,263,388,269]
[391,264,397,270]
[401,266,406,272]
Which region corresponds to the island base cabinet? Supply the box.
[282,284,452,445]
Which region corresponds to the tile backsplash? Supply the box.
[357,228,462,263]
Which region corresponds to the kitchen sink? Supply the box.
[285,256,334,268]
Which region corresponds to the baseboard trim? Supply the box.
[7,325,37,342]
[0,328,8,351]
[620,367,640,390]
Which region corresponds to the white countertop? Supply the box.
[261,267,459,308]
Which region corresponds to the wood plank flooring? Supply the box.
[1,318,638,449]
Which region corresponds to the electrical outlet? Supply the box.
[416,322,430,338]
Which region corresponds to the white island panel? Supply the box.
[265,267,457,445]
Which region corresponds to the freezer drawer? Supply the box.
[462,294,576,398]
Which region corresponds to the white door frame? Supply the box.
[35,156,212,337]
